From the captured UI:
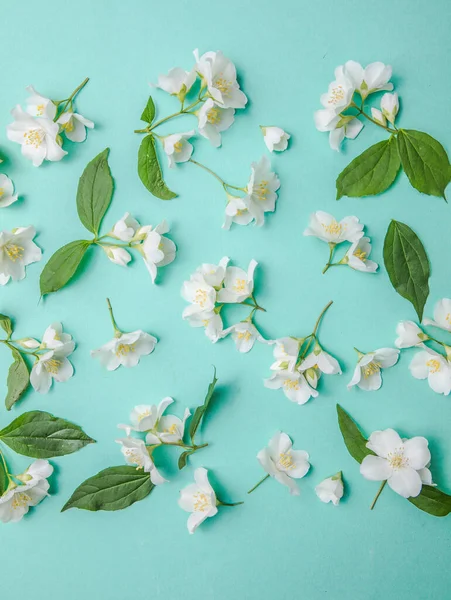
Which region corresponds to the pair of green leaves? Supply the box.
[40,148,114,296]
[0,314,30,410]
[137,95,177,200]
[383,220,430,321]
[337,130,451,200]
[63,371,218,512]
[337,405,451,517]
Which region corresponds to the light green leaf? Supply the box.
[0,457,7,496]
[336,137,401,199]
[409,485,451,517]
[336,404,374,464]
[189,368,218,443]
[0,314,13,338]
[76,148,114,235]
[40,240,91,296]
[178,449,194,470]
[61,466,154,512]
[397,129,451,199]
[5,349,29,410]
[138,134,177,200]
[383,220,430,320]
[141,96,156,124]
[0,411,95,458]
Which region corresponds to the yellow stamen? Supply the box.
[195,289,208,307]
[116,343,136,357]
[62,119,74,133]
[322,220,342,235]
[0,188,4,197]
[5,244,24,262]
[426,358,441,374]
[328,85,345,105]
[174,140,183,153]
[44,358,61,374]
[12,492,32,510]
[353,248,367,261]
[24,129,44,148]
[254,181,269,201]
[283,379,300,391]
[237,331,252,342]
[193,492,210,512]
[279,452,295,470]
[233,279,246,293]
[207,108,221,124]
[214,76,232,96]
[124,448,144,469]
[387,449,408,470]
[362,361,380,378]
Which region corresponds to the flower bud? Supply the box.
[381,92,399,125]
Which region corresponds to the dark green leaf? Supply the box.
[141,96,156,124]
[189,368,218,443]
[5,349,29,410]
[138,134,177,200]
[0,411,95,458]
[40,240,91,296]
[0,456,7,496]
[76,148,114,235]
[383,220,430,320]
[336,137,401,199]
[336,404,374,464]
[0,314,13,338]
[62,466,154,512]
[409,485,451,517]
[397,129,451,198]
[178,450,194,470]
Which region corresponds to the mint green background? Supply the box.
[1,1,451,598]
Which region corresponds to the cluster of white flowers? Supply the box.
[0,459,53,523]
[181,257,270,351]
[116,398,191,486]
[0,173,19,208]
[0,226,41,285]
[314,60,398,150]
[360,428,434,499]
[348,348,399,392]
[6,83,93,166]
[102,213,176,283]
[395,298,451,395]
[304,211,378,274]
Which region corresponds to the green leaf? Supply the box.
[0,457,7,496]
[138,134,177,200]
[141,96,156,124]
[409,485,451,517]
[76,148,114,235]
[5,349,29,410]
[189,368,218,443]
[336,404,374,464]
[178,450,194,470]
[61,466,154,512]
[0,314,13,338]
[0,411,95,458]
[383,220,430,320]
[397,129,451,199]
[336,137,401,199]
[40,240,91,296]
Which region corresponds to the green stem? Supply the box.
[217,499,244,507]
[0,339,38,357]
[247,474,270,494]
[54,77,89,122]
[240,300,266,312]
[134,97,205,134]
[312,301,333,337]
[188,158,245,194]
[106,298,122,336]
[0,448,13,485]
[322,243,336,274]
[370,480,387,510]
[351,102,397,134]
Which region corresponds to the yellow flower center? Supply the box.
[124,448,144,469]
[24,128,44,148]
[116,343,136,357]
[193,492,211,512]
[174,140,183,153]
[387,449,408,470]
[353,248,367,261]
[328,85,345,105]
[207,108,221,124]
[214,76,232,96]
[195,289,208,307]
[5,244,24,262]
[0,188,4,197]
[62,119,74,133]
[362,361,380,378]
[12,492,32,510]
[283,378,300,391]
[36,104,45,116]
[446,313,451,325]
[237,330,252,342]
[254,181,269,201]
[137,409,151,422]
[278,452,295,470]
[165,423,178,435]
[233,279,246,293]
[322,220,342,235]
[426,358,441,373]
[44,358,61,374]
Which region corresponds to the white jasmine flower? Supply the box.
[222,194,253,230]
[360,429,430,498]
[138,220,176,283]
[57,111,94,143]
[395,321,426,349]
[30,342,75,394]
[315,472,344,505]
[348,348,400,392]
[16,459,53,485]
[194,256,229,287]
[270,337,301,371]
[261,126,290,152]
[319,65,355,114]
[221,321,270,353]
[217,259,257,303]
[197,99,235,147]
[409,347,451,396]
[423,298,451,332]
[300,347,342,385]
[116,437,166,485]
[257,432,310,496]
[162,131,195,168]
[371,107,387,127]
[313,110,363,151]
[7,105,67,166]
[194,49,247,109]
[264,371,318,405]
[343,61,393,98]
[91,330,157,371]
[0,174,19,208]
[110,212,140,242]
[344,237,378,272]
[154,408,191,444]
[183,309,224,343]
[102,245,132,267]
[304,211,364,244]
[182,274,217,318]
[178,467,218,534]
[41,322,72,349]
[380,92,399,125]
[246,156,280,226]
[25,85,56,119]
[151,67,196,96]
[118,398,174,436]
[0,226,42,285]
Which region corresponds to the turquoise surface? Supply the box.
[1,0,451,598]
